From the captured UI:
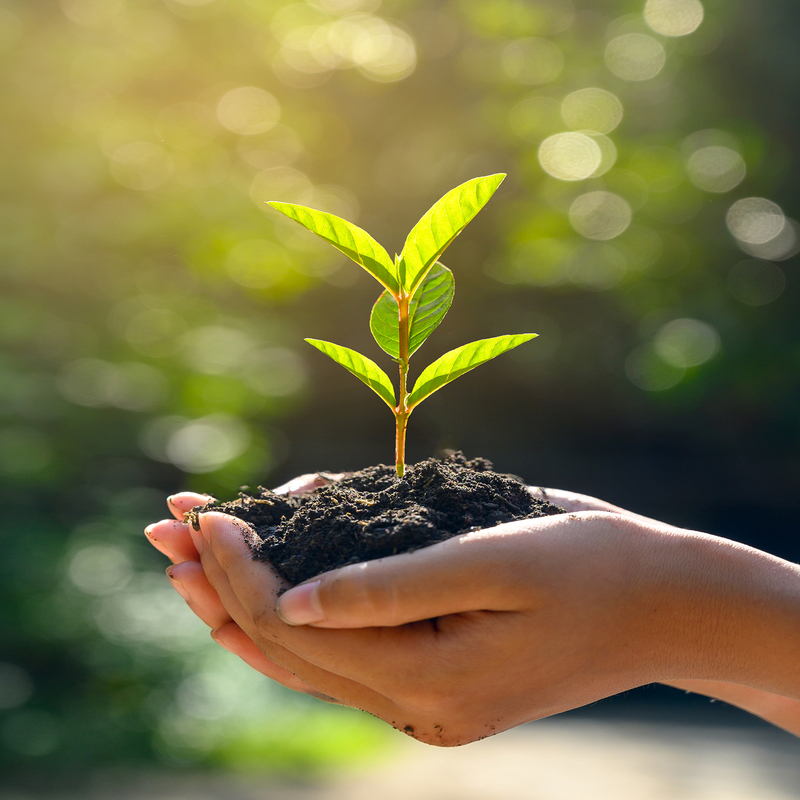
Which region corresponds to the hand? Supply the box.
[146,483,800,742]
[144,476,342,699]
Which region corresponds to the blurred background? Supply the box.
[1,0,798,787]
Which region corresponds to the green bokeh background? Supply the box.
[1,0,798,779]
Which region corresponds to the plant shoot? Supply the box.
[268,174,536,477]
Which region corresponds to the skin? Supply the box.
[145,481,800,745]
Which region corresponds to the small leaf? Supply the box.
[305,338,396,409]
[397,174,505,297]
[370,263,455,358]
[269,202,399,294]
[407,333,536,409]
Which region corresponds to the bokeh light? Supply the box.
[58,359,168,411]
[734,218,800,261]
[587,133,618,177]
[644,0,704,37]
[216,87,281,135]
[605,33,666,81]
[626,344,686,391]
[726,198,786,244]
[568,191,633,240]
[67,545,134,595]
[686,146,746,193]
[561,88,623,134]
[274,13,416,84]
[538,132,602,181]
[653,318,720,368]
[141,414,252,473]
[569,242,627,290]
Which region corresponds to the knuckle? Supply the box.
[322,566,396,623]
[250,600,281,636]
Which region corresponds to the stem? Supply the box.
[395,294,411,477]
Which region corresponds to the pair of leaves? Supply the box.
[370,262,455,360]
[305,333,537,412]
[271,172,534,435]
[268,173,505,302]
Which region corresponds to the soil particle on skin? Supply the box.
[188,452,563,585]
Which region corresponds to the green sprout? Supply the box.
[268,173,536,477]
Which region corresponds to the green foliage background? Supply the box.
[1,0,798,777]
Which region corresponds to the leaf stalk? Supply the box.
[395,293,411,477]
[269,174,538,483]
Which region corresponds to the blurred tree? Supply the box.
[0,0,797,777]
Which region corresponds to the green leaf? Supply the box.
[407,333,536,409]
[370,263,455,359]
[269,202,399,294]
[397,174,505,297]
[305,338,396,409]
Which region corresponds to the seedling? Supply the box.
[268,173,536,477]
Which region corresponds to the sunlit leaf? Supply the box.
[370,263,455,358]
[397,174,505,297]
[269,202,399,294]
[407,333,536,409]
[305,338,396,409]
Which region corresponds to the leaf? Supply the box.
[406,333,536,409]
[269,202,399,294]
[397,174,505,297]
[305,338,396,409]
[370,263,455,359]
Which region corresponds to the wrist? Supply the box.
[656,530,800,698]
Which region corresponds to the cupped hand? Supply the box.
[178,505,744,745]
[144,484,335,697]
[146,483,800,741]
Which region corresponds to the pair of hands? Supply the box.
[145,479,800,744]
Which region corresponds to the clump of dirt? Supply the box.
[188,452,563,585]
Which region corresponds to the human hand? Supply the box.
[147,484,800,742]
[144,475,342,698]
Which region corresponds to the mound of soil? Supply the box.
[188,452,564,585]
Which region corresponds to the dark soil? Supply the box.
[188,452,564,585]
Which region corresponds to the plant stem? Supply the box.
[395,294,411,477]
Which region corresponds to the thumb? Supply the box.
[275,517,549,628]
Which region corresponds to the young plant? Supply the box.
[268,173,536,477]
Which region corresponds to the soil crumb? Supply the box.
[188,452,563,585]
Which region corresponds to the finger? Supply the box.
[272,472,344,496]
[211,622,332,697]
[145,519,200,563]
[197,512,421,706]
[167,560,232,630]
[276,516,580,629]
[527,487,622,513]
[167,492,214,519]
[528,487,657,523]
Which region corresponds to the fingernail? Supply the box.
[166,567,190,601]
[210,628,233,652]
[197,511,241,551]
[276,581,324,626]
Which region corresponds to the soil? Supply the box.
[187,452,564,585]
